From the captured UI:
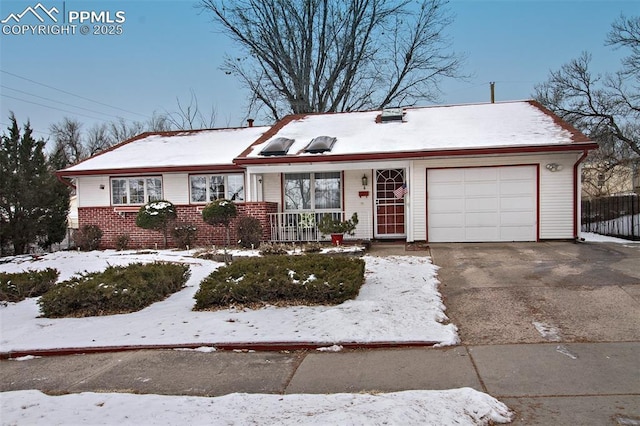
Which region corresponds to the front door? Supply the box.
[374,169,406,238]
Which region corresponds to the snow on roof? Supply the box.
[245,101,583,158]
[63,127,269,173]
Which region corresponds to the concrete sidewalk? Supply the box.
[2,342,639,425]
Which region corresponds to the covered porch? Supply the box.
[242,161,411,243]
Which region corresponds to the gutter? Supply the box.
[573,150,591,239]
[55,172,76,190]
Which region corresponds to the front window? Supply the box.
[284,172,341,210]
[111,177,162,205]
[190,174,245,203]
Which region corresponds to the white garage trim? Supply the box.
[427,165,539,242]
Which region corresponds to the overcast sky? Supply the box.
[0,0,636,143]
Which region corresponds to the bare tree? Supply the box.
[147,111,173,132]
[534,15,640,196]
[198,0,464,121]
[85,123,114,156]
[607,14,640,76]
[165,90,217,129]
[108,117,146,144]
[49,117,85,167]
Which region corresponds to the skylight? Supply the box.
[304,136,337,153]
[259,137,295,156]
[380,108,404,122]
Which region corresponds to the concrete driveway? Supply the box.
[431,241,640,344]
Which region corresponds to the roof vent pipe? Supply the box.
[247,119,254,127]
[490,82,495,103]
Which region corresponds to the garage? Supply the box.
[427,166,537,242]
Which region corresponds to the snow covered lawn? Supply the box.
[0,249,458,353]
[1,388,512,425]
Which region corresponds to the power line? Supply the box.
[1,94,110,123]
[0,69,150,119]
[1,85,135,121]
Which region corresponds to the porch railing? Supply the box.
[268,211,372,242]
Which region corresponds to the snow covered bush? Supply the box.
[135,200,177,248]
[38,262,190,318]
[194,254,365,310]
[0,268,59,302]
[202,199,237,246]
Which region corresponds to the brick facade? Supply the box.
[77,202,279,249]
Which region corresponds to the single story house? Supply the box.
[58,126,275,248]
[58,100,598,248]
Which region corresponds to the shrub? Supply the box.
[172,223,198,249]
[302,242,323,253]
[74,224,103,251]
[237,216,263,248]
[38,262,190,318]
[194,254,365,310]
[202,199,237,246]
[136,200,177,248]
[0,268,59,302]
[317,213,359,237]
[115,234,130,251]
[258,242,289,255]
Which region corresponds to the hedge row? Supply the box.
[38,262,190,318]
[0,268,59,302]
[194,254,365,310]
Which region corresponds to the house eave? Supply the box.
[57,164,244,178]
[235,142,599,166]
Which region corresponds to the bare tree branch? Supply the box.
[535,16,640,197]
[199,0,464,121]
[165,89,217,129]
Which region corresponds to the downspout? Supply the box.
[573,150,590,240]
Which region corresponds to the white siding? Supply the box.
[538,154,576,239]
[262,173,282,205]
[409,161,426,241]
[77,176,110,207]
[163,173,189,205]
[343,169,373,240]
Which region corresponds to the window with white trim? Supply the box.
[190,174,245,203]
[111,177,162,205]
[284,172,341,211]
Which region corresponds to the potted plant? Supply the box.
[317,213,359,246]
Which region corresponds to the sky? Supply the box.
[0,0,637,145]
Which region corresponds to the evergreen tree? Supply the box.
[0,114,67,255]
[40,148,70,250]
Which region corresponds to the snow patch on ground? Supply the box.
[532,321,562,342]
[0,251,458,352]
[580,232,640,244]
[1,388,513,425]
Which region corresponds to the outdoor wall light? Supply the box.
[361,174,368,188]
[545,163,562,172]
[99,184,105,189]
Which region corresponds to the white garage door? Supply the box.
[427,166,537,242]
